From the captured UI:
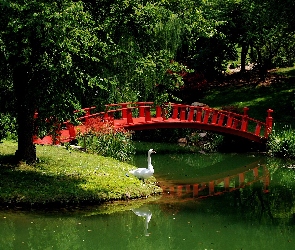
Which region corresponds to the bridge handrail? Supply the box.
[85,102,273,138]
[33,102,273,145]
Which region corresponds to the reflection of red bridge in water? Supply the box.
[33,102,273,145]
[158,163,270,200]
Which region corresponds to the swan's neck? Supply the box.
[147,153,153,170]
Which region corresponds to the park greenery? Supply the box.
[76,118,135,162]
[0,141,161,207]
[1,0,295,207]
[1,0,295,162]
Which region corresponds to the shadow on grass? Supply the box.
[0,154,107,209]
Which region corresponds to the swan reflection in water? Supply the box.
[132,206,152,236]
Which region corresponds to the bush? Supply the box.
[0,113,17,142]
[76,118,135,162]
[267,125,295,158]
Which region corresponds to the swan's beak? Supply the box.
[152,150,156,154]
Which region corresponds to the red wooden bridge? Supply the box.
[33,102,273,145]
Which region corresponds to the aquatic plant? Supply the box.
[76,118,135,162]
[267,124,295,158]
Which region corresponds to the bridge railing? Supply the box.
[98,102,273,140]
[33,102,273,144]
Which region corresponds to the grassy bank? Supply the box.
[199,68,295,157]
[200,67,295,130]
[0,141,161,209]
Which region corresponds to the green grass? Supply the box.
[200,71,295,130]
[0,141,161,208]
[275,66,295,77]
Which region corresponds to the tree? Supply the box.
[0,0,189,163]
[84,0,189,105]
[0,0,103,162]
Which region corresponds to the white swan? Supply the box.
[129,149,156,181]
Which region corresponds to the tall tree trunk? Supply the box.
[255,47,267,81]
[13,65,36,163]
[240,42,249,73]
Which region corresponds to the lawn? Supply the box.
[0,141,161,208]
[200,68,295,130]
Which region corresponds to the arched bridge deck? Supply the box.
[33,102,273,145]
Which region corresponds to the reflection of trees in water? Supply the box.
[167,152,224,170]
[158,161,295,227]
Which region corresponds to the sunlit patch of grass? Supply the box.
[275,66,295,77]
[0,141,161,208]
[201,78,295,129]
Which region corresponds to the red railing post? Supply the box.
[180,105,186,120]
[139,106,145,118]
[226,113,233,128]
[137,102,146,118]
[172,105,178,119]
[211,109,218,124]
[156,106,162,118]
[196,107,202,123]
[203,108,210,124]
[188,106,195,121]
[255,122,262,136]
[243,107,249,116]
[121,103,128,119]
[265,109,273,138]
[241,107,249,132]
[218,113,225,126]
[126,108,133,124]
[145,106,151,122]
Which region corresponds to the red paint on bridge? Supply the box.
[33,102,273,145]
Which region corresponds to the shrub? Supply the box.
[76,118,135,162]
[267,125,295,158]
[0,113,17,142]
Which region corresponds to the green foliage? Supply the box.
[0,113,17,141]
[267,125,295,159]
[76,118,135,161]
[1,0,295,162]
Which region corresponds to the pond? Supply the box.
[1,146,295,250]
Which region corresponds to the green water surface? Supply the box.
[1,148,295,250]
